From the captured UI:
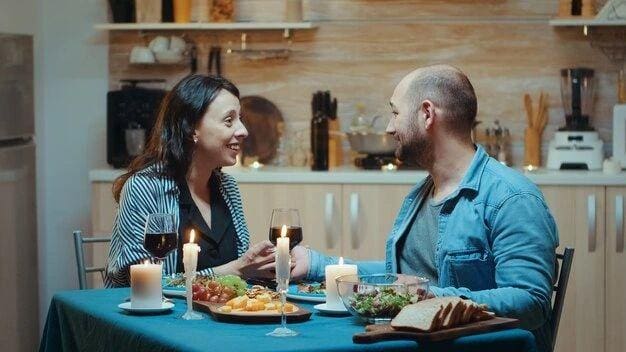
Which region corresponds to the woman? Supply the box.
[105,75,274,288]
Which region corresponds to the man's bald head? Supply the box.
[400,64,477,138]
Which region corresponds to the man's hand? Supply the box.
[290,245,310,281]
[233,240,276,279]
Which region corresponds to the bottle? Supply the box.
[311,112,329,171]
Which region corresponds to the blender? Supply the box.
[547,68,604,170]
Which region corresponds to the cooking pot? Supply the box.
[346,131,398,155]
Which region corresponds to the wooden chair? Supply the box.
[73,230,111,289]
[551,247,575,351]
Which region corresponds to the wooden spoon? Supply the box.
[524,93,534,129]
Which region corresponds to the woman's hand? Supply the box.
[214,240,277,279]
[290,245,310,281]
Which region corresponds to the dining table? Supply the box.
[40,288,537,352]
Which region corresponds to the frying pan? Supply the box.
[240,96,284,163]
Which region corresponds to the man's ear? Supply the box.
[422,100,435,130]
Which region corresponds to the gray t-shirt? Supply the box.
[398,185,443,286]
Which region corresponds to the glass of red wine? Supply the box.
[269,208,302,250]
[143,213,178,264]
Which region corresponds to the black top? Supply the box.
[175,174,238,272]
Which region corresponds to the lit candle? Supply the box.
[249,161,264,170]
[130,260,162,308]
[183,229,201,274]
[324,257,358,310]
[275,225,290,290]
[381,163,398,172]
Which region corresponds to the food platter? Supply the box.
[193,301,312,323]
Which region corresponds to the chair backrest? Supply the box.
[73,230,111,290]
[551,247,575,351]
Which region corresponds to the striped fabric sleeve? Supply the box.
[104,174,162,288]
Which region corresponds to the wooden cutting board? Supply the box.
[353,317,519,344]
[193,301,312,323]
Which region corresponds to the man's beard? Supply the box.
[395,126,433,169]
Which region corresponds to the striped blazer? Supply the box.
[104,165,250,288]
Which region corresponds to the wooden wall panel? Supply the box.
[109,0,618,166]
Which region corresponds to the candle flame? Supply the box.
[280,225,287,238]
[339,257,344,265]
[143,260,150,265]
[190,229,195,243]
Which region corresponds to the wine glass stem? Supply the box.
[280,289,287,329]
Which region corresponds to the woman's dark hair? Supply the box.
[113,74,240,203]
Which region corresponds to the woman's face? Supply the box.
[193,90,248,167]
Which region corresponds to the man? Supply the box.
[291,64,558,352]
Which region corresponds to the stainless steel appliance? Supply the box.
[107,79,166,168]
[547,68,604,170]
[0,33,39,352]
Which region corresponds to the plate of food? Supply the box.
[162,274,247,302]
[286,282,326,303]
[193,285,311,323]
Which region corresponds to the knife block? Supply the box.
[328,119,343,167]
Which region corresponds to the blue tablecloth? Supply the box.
[40,288,536,352]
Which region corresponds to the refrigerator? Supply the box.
[0,33,39,352]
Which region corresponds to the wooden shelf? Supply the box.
[550,18,626,26]
[94,22,316,31]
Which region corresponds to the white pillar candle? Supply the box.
[275,225,290,290]
[130,261,162,308]
[325,257,357,310]
[183,229,201,274]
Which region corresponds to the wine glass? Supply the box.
[268,208,302,250]
[267,208,300,337]
[143,213,178,263]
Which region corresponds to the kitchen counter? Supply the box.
[89,166,626,186]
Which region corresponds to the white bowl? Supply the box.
[169,36,186,53]
[148,36,169,53]
[155,50,183,64]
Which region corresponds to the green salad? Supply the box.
[350,287,418,318]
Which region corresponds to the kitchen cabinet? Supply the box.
[239,183,412,259]
[541,186,605,352]
[341,185,412,260]
[238,183,343,257]
[605,187,625,352]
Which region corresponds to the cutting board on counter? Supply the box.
[353,317,519,344]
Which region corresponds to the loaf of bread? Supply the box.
[391,297,493,332]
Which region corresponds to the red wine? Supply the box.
[144,232,177,258]
[269,226,302,250]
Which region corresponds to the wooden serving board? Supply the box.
[353,317,519,344]
[193,301,312,323]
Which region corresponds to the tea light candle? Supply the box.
[249,161,264,170]
[183,229,201,274]
[324,257,357,310]
[275,225,290,289]
[130,260,162,308]
[381,163,398,172]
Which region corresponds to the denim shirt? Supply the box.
[307,146,558,352]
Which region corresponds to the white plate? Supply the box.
[286,292,326,303]
[118,301,175,314]
[313,303,350,316]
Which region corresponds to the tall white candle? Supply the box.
[325,257,357,310]
[130,260,162,308]
[275,225,290,290]
[183,229,201,274]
